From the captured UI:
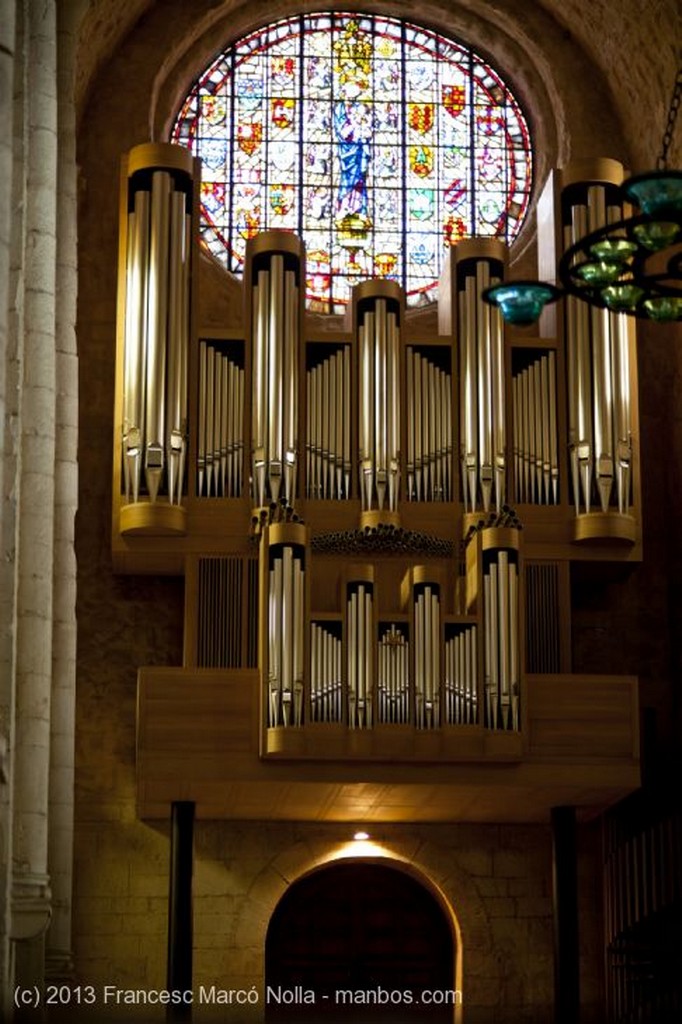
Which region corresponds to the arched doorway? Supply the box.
[265,861,456,1022]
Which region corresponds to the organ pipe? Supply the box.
[248,234,304,509]
[263,524,307,728]
[306,346,351,499]
[481,529,521,731]
[588,186,615,513]
[412,580,441,730]
[445,625,478,725]
[310,623,342,723]
[455,241,507,514]
[355,281,402,516]
[377,624,410,724]
[406,347,452,501]
[512,352,559,505]
[120,144,194,508]
[145,171,170,503]
[196,342,244,497]
[561,169,633,518]
[122,189,149,505]
[346,579,374,729]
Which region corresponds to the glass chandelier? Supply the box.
[484,66,682,325]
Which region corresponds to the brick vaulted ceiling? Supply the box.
[74,0,681,173]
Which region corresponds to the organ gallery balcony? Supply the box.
[135,666,639,822]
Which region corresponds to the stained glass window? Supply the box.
[171,13,532,313]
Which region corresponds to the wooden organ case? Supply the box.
[115,145,640,823]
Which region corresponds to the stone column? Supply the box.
[45,0,82,983]
[0,0,17,1012]
[167,802,195,1021]
[11,0,58,992]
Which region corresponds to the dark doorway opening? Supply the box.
[265,861,455,1022]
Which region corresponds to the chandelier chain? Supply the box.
[658,62,682,169]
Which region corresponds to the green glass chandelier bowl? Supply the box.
[622,170,682,219]
[482,281,561,326]
[642,296,682,322]
[589,238,638,263]
[633,220,680,252]
[601,283,645,313]
[574,260,624,287]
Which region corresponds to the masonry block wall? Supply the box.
[71,814,604,1023]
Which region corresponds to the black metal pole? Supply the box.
[551,805,580,1024]
[167,800,195,1021]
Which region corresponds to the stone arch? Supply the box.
[264,860,457,1021]
[232,834,496,1022]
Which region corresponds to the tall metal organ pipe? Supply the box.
[355,282,402,515]
[249,235,303,508]
[406,347,452,502]
[197,341,245,497]
[265,532,306,728]
[481,530,521,731]
[562,170,633,516]
[306,345,351,499]
[512,351,559,505]
[346,579,374,729]
[377,624,410,724]
[121,144,194,505]
[445,624,478,725]
[455,241,508,515]
[310,622,343,723]
[412,578,441,730]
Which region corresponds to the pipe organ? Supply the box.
[119,144,195,525]
[306,345,352,500]
[455,241,508,515]
[406,346,453,502]
[197,341,244,498]
[482,531,521,732]
[539,158,637,541]
[346,575,375,729]
[444,624,478,726]
[377,624,410,725]
[356,283,402,518]
[310,622,343,723]
[564,182,633,517]
[117,147,641,792]
[512,350,559,505]
[262,524,307,728]
[249,238,304,508]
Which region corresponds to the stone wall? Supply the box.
[70,817,603,1023]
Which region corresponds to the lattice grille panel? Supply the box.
[197,556,244,668]
[525,561,561,673]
